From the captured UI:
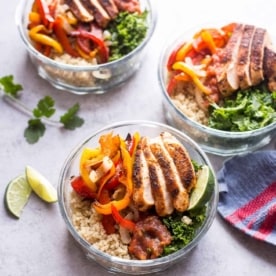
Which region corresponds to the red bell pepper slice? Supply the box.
[35,0,54,28]
[71,176,97,199]
[111,204,135,232]
[70,29,109,63]
[53,17,79,57]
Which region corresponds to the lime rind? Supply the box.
[5,174,32,218]
[188,165,215,211]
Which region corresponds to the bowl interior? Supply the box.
[157,25,276,156]
[15,0,157,94]
[58,120,218,274]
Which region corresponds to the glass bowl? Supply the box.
[158,24,276,156]
[58,120,218,275]
[15,0,157,95]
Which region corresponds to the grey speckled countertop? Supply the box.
[1,0,275,275]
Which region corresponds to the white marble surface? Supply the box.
[1,0,275,275]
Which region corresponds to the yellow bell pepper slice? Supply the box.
[29,25,63,54]
[79,147,103,192]
[92,140,133,215]
[172,61,212,95]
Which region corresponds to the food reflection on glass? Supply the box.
[27,0,148,65]
[69,130,214,260]
[166,22,276,131]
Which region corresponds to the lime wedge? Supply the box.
[188,165,215,210]
[5,174,32,218]
[25,165,57,203]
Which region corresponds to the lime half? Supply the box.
[25,165,57,203]
[188,165,215,210]
[5,174,32,218]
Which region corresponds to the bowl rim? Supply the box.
[15,0,157,71]
[157,23,276,138]
[57,120,219,268]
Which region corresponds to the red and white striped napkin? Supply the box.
[217,150,276,245]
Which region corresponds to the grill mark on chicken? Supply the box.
[143,138,174,217]
[82,0,111,28]
[149,136,190,212]
[215,23,244,96]
[99,0,119,19]
[160,132,196,194]
[249,27,271,86]
[65,0,94,22]
[236,24,255,89]
[263,46,276,91]
[132,137,155,211]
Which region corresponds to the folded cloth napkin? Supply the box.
[217,150,276,246]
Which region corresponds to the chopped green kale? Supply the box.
[107,11,148,61]
[208,83,276,131]
[162,208,206,256]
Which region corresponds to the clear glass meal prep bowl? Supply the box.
[58,120,218,275]
[157,28,276,156]
[15,0,157,95]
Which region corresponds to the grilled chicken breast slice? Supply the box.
[142,137,174,217]
[98,0,119,19]
[215,23,244,96]
[160,132,196,194]
[149,136,190,212]
[86,0,111,27]
[263,46,276,91]
[113,0,141,13]
[249,27,272,86]
[236,24,256,89]
[132,137,155,211]
[65,0,94,22]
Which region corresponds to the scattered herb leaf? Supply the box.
[60,103,84,130]
[33,96,56,118]
[24,118,46,144]
[1,75,85,144]
[0,75,23,97]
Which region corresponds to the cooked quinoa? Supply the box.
[70,191,131,259]
[44,54,98,87]
[169,81,209,125]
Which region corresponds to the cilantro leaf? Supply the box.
[208,83,276,131]
[33,96,56,118]
[24,118,46,144]
[0,75,23,97]
[59,103,84,130]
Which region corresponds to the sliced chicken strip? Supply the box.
[160,132,196,194]
[113,0,141,13]
[250,27,272,86]
[132,137,154,211]
[236,24,256,89]
[215,23,244,96]
[149,136,190,212]
[142,137,174,217]
[65,0,94,22]
[98,0,119,19]
[263,46,276,91]
[82,0,111,27]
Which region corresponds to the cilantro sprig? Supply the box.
[1,75,84,144]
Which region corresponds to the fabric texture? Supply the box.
[217,150,276,245]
